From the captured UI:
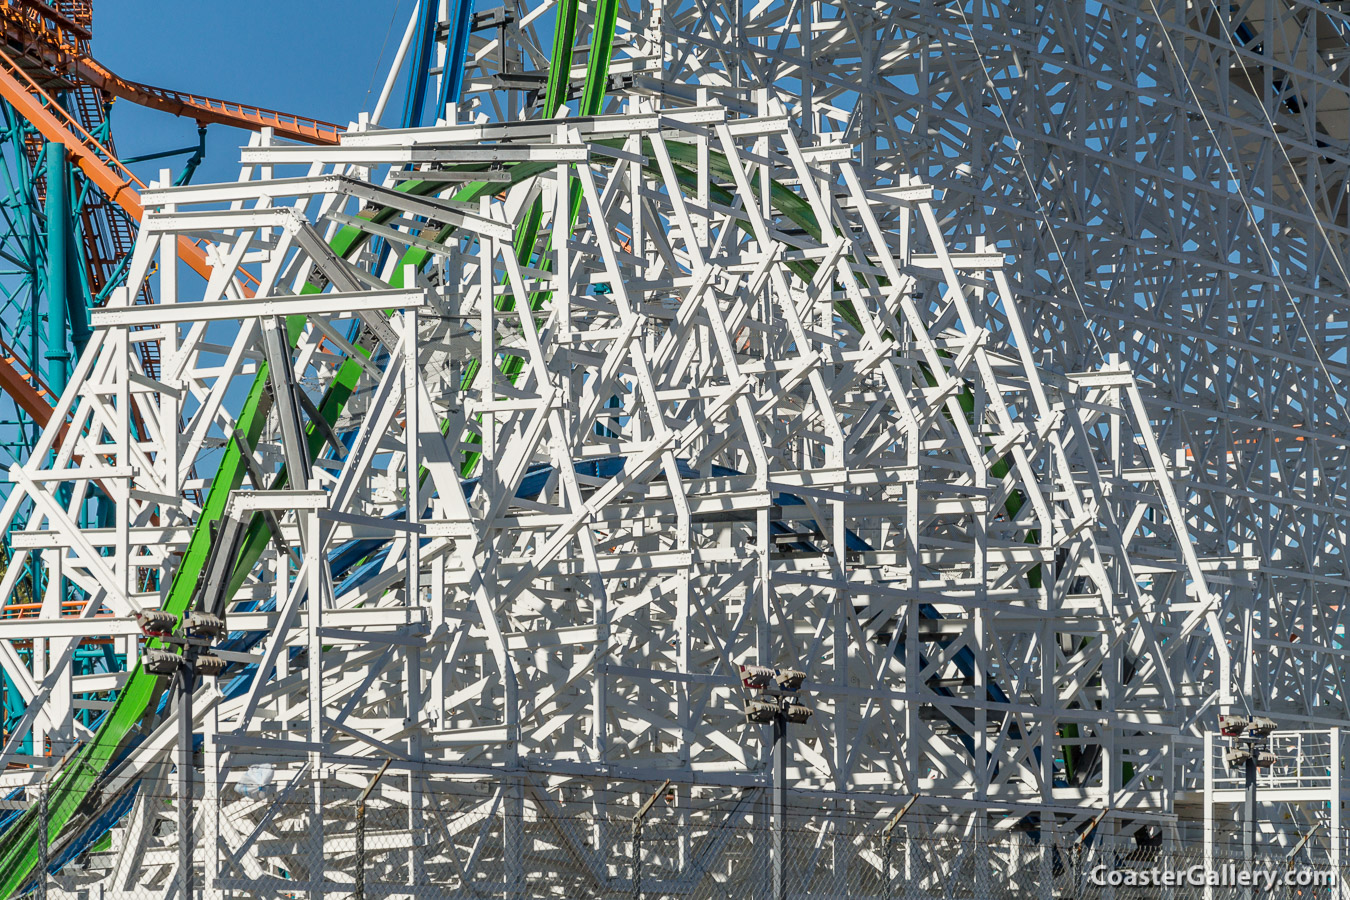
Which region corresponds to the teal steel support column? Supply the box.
[43,142,71,397]
[67,216,91,362]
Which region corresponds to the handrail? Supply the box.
[0,45,141,190]
[0,0,88,60]
[0,334,54,399]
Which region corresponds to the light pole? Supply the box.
[1219,713,1277,900]
[138,608,229,900]
[742,663,812,900]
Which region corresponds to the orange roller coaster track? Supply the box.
[0,0,315,424]
[0,0,343,144]
[72,58,343,146]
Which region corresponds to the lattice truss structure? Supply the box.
[610,0,1350,731]
[0,99,1228,891]
[431,0,1350,847]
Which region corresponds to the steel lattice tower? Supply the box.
[0,0,1347,894]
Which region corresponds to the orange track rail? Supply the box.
[0,0,343,145]
[0,44,258,425]
[73,57,342,145]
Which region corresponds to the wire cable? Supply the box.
[951,0,1262,714]
[1143,0,1350,428]
[363,0,407,112]
[947,2,1105,361]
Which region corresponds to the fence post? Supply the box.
[631,820,641,900]
[882,796,918,900]
[1284,822,1321,900]
[631,780,670,900]
[1074,806,1109,899]
[354,799,364,900]
[354,759,391,900]
[33,743,77,900]
[882,828,890,900]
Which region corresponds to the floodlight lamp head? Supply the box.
[135,609,177,638]
[1224,747,1253,768]
[1246,716,1277,738]
[1217,714,1249,737]
[195,653,227,677]
[774,668,807,693]
[184,612,227,640]
[143,648,184,676]
[784,703,812,724]
[1254,750,1277,768]
[740,664,775,690]
[744,699,780,724]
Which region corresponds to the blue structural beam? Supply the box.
[401,0,442,128]
[436,0,477,115]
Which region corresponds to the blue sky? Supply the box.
[95,0,412,186]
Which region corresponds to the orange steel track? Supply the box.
[73,57,342,145]
[0,0,331,427]
[0,0,343,144]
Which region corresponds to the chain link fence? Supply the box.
[15,765,1348,899]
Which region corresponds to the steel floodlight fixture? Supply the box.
[739,657,813,900]
[741,664,809,695]
[136,609,177,638]
[745,699,781,724]
[774,669,807,693]
[195,654,227,678]
[1215,712,1279,873]
[144,648,184,676]
[183,612,227,640]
